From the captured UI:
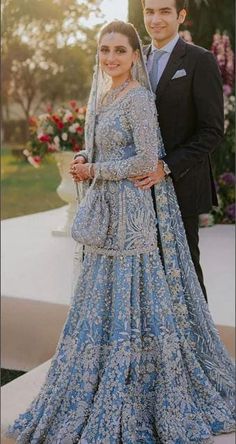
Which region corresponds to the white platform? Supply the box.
[1,207,235,325]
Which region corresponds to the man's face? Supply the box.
[143,0,186,47]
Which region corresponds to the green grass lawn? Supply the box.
[1,146,64,219]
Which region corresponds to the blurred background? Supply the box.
[1,0,235,221]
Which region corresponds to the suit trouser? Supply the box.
[182,215,208,303]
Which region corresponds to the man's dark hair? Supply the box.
[141,0,189,14]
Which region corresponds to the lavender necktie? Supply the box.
[149,50,166,92]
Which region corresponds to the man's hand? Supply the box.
[130,160,166,190]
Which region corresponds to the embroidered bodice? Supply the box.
[83,86,162,255]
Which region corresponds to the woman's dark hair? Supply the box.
[141,0,188,14]
[99,21,140,51]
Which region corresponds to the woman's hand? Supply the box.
[69,159,94,182]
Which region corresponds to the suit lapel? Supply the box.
[155,38,187,102]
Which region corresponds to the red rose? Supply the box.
[69,100,77,109]
[33,156,42,164]
[76,126,84,135]
[52,114,59,123]
[72,144,82,152]
[29,116,38,126]
[56,121,64,130]
[38,134,51,143]
[48,145,58,153]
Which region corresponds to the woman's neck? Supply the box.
[111,74,131,89]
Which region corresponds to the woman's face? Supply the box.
[99,32,138,79]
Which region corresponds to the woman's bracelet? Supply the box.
[88,163,95,179]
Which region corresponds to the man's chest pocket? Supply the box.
[167,74,192,101]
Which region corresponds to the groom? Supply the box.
[132,0,224,301]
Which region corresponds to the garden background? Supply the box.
[2,0,235,223]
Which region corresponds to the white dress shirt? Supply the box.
[147,34,180,85]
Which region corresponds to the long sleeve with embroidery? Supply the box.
[94,87,160,181]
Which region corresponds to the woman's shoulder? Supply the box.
[124,83,155,104]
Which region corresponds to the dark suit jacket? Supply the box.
[144,38,224,217]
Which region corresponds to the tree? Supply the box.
[187,0,235,49]
[2,0,103,121]
[128,0,235,48]
[128,0,148,43]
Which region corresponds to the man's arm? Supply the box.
[162,51,224,181]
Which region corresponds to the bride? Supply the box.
[7,21,235,443]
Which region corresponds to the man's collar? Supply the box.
[151,34,180,54]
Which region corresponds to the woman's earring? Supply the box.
[131,62,136,79]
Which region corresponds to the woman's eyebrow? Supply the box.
[100,45,127,49]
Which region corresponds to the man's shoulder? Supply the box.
[184,41,211,58]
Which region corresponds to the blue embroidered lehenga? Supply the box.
[7,49,235,444]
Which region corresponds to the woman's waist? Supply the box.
[94,143,136,162]
[92,179,153,202]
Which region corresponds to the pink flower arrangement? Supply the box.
[211,32,235,95]
[26,101,86,166]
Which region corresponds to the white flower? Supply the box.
[69,124,76,133]
[54,136,60,146]
[62,132,68,141]
[38,113,49,122]
[224,119,229,133]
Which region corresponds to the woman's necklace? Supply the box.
[100,78,131,110]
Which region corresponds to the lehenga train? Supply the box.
[7,87,235,444]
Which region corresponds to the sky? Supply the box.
[85,0,128,28]
[100,0,128,22]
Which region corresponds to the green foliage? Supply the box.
[2,0,103,121]
[128,0,149,43]
[212,94,235,177]
[212,172,235,224]
[1,147,63,219]
[128,0,235,49]
[1,369,25,387]
[187,0,235,49]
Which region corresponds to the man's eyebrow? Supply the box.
[145,6,172,11]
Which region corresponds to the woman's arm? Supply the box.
[94,89,160,181]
